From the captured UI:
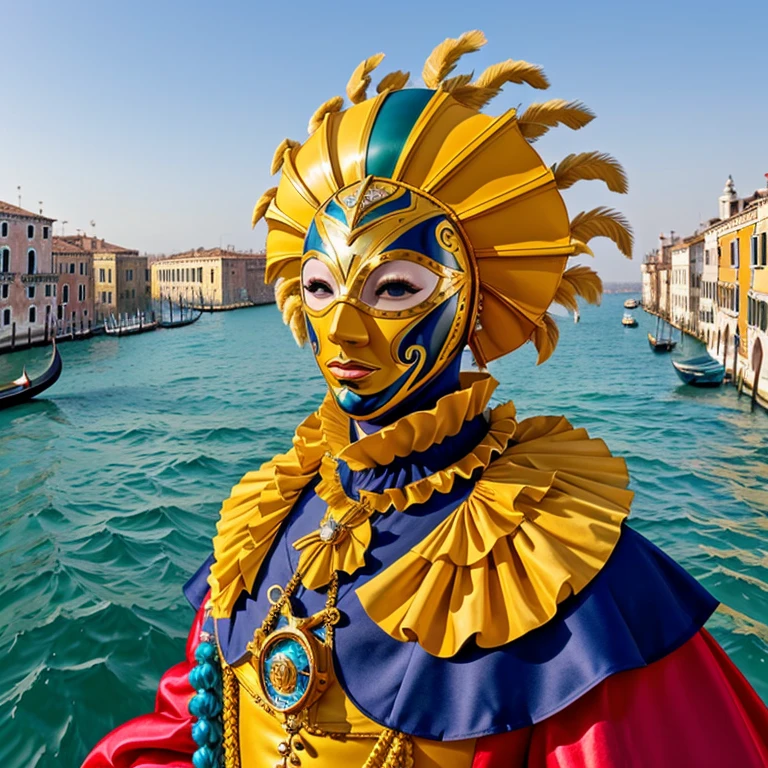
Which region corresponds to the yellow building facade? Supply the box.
[150,248,273,309]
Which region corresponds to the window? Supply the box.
[101,291,107,303]
[751,236,759,267]
[79,285,86,301]
[69,262,75,274]
[52,284,56,297]
[43,226,49,239]
[1,285,8,299]
[210,269,214,283]
[198,267,203,282]
[108,269,112,282]
[762,233,768,267]
[1,222,7,238]
[1,247,9,272]
[27,249,37,274]
[730,239,739,268]
[29,306,36,323]
[126,269,134,281]
[45,284,51,297]
[2,308,10,326]
[145,269,150,281]
[108,291,112,303]
[62,285,70,304]
[79,262,84,275]
[27,285,36,299]
[27,224,34,239]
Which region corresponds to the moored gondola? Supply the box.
[0,342,63,409]
[158,309,203,329]
[648,332,677,352]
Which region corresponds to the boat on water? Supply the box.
[672,353,725,387]
[623,298,639,309]
[104,314,158,337]
[0,342,63,410]
[574,309,580,323]
[158,311,202,329]
[157,295,203,329]
[648,332,677,352]
[621,312,638,327]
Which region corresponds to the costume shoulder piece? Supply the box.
[356,412,633,656]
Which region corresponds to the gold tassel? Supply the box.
[554,265,603,312]
[308,96,344,135]
[422,30,486,89]
[270,138,301,175]
[377,70,410,93]
[221,665,241,768]
[570,207,634,258]
[533,312,560,364]
[551,151,628,193]
[251,187,277,228]
[362,729,414,768]
[347,53,386,104]
[518,99,595,141]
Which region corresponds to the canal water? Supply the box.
[0,294,766,766]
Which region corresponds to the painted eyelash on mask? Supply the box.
[373,276,422,297]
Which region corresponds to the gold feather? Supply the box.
[275,277,308,346]
[346,53,386,104]
[377,70,410,93]
[551,151,628,193]
[441,73,474,92]
[570,207,634,258]
[422,30,487,89]
[518,99,595,141]
[475,59,550,91]
[307,96,344,135]
[450,84,500,110]
[251,187,277,228]
[270,138,301,175]
[554,265,603,312]
[533,313,559,364]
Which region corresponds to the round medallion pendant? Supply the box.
[259,630,315,712]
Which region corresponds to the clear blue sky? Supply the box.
[3,0,766,281]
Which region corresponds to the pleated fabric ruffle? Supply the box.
[355,415,633,657]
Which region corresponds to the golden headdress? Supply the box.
[253,31,632,365]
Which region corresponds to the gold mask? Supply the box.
[301,178,475,421]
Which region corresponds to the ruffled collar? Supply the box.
[209,372,506,618]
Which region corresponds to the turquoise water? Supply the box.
[0,294,766,766]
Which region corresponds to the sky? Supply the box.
[2,0,767,282]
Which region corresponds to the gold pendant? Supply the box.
[247,584,340,716]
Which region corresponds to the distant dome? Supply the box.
[723,175,736,194]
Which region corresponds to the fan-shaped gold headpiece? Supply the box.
[253,31,632,364]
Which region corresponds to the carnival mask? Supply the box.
[300,178,474,421]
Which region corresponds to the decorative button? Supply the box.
[319,518,339,543]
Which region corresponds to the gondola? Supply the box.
[104,315,158,337]
[648,332,677,353]
[672,353,725,387]
[158,309,203,329]
[0,342,63,409]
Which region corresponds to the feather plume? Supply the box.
[551,151,628,193]
[554,265,603,312]
[275,277,308,346]
[307,96,344,135]
[346,53,385,104]
[270,138,301,175]
[518,99,595,141]
[251,187,277,228]
[441,73,474,92]
[422,30,487,88]
[449,84,501,110]
[377,70,410,93]
[570,207,634,258]
[475,59,550,91]
[533,313,559,364]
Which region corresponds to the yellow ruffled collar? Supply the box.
[210,373,504,616]
[209,376,633,655]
